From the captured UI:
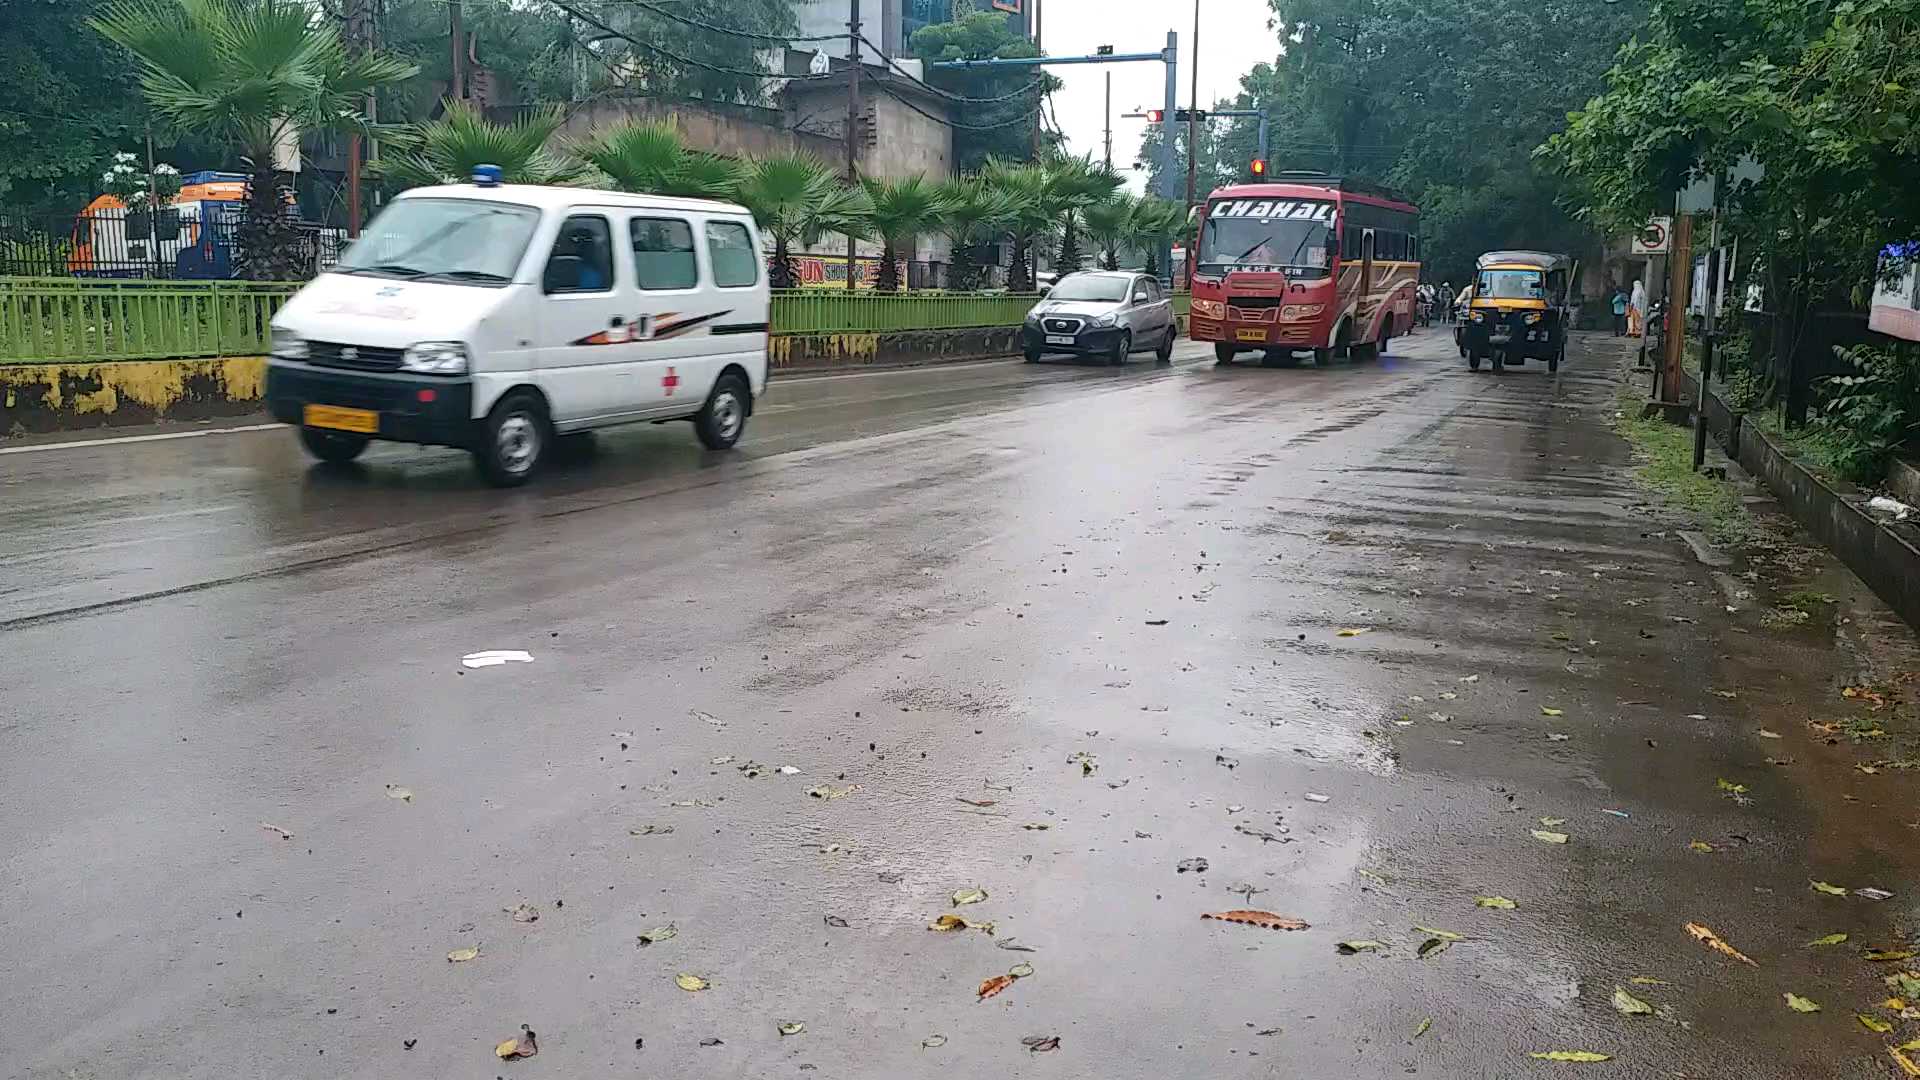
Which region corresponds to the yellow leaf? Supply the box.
[1528,1051,1611,1062]
[1893,1047,1920,1078]
[675,973,710,992]
[1806,933,1849,946]
[1541,706,1565,717]
[951,887,988,906]
[1715,778,1748,794]
[1413,926,1464,941]
[1008,962,1035,978]
[1784,992,1821,1013]
[1860,1013,1895,1034]
[495,1040,521,1059]
[1900,1037,1920,1053]
[446,946,480,963]
[1869,950,1919,962]
[1531,830,1570,844]
[777,1021,806,1036]
[1414,1017,1432,1039]
[1686,922,1758,966]
[1811,880,1850,896]
[1689,840,1715,853]
[1630,976,1670,986]
[1475,896,1517,909]
[1886,998,1909,1011]
[928,914,995,934]
[1336,628,1371,637]
[1612,986,1654,1016]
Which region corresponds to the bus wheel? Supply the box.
[1313,347,1334,367]
[1213,343,1237,365]
[1259,350,1296,368]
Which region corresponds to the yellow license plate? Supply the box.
[304,404,378,434]
[1235,328,1267,343]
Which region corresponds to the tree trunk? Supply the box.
[1009,234,1032,292]
[950,241,977,292]
[1101,245,1117,271]
[237,166,307,281]
[770,237,797,289]
[1057,217,1082,273]
[1144,249,1160,277]
[876,238,900,292]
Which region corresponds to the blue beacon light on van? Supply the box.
[472,164,503,187]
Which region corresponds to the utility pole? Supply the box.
[449,0,466,103]
[345,0,375,236]
[1184,0,1200,287]
[1032,0,1043,158]
[845,0,861,291]
[1103,71,1112,170]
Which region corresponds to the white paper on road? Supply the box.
[462,650,535,669]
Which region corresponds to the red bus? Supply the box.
[1187,173,1421,366]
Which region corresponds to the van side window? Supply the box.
[630,217,697,290]
[543,214,614,295]
[706,220,759,288]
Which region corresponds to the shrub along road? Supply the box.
[4,331,1919,1078]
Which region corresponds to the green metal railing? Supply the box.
[770,289,1043,335]
[0,278,1197,364]
[0,278,298,364]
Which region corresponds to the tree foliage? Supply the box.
[910,9,1058,170]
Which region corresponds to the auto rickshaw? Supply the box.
[1461,250,1576,373]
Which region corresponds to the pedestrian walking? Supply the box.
[1440,280,1455,323]
[1610,286,1629,336]
[1628,279,1647,337]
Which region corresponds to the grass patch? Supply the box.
[1613,383,1762,546]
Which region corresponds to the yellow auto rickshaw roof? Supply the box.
[1482,263,1548,272]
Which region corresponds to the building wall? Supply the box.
[864,92,953,184]
[549,98,841,164]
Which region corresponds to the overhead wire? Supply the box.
[872,83,1046,132]
[547,0,813,82]
[856,36,1048,105]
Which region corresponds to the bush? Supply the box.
[1808,342,1920,482]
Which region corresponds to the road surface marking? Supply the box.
[0,422,283,456]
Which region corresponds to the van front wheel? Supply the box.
[474,391,548,487]
[695,372,750,450]
[299,427,368,464]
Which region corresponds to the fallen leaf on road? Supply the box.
[385,785,414,802]
[629,824,674,836]
[1612,986,1654,1016]
[922,1034,947,1048]
[823,915,850,928]
[1439,691,1458,700]
[1868,950,1918,962]
[1336,940,1386,954]
[710,755,735,766]
[506,903,539,924]
[1784,993,1820,1013]
[675,973,710,992]
[1550,632,1572,642]
[636,925,677,947]
[1176,858,1210,874]
[928,914,995,934]
[1459,674,1480,683]
[1893,1047,1920,1078]
[1068,751,1098,776]
[1021,1035,1061,1052]
[1418,937,1452,959]
[951,887,989,906]
[1547,733,1570,741]
[1476,896,1518,909]
[1008,962,1035,978]
[1414,925,1463,941]
[259,823,293,839]
[1686,922,1757,966]
[1214,754,1239,770]
[1630,976,1670,985]
[1235,824,1287,843]
[1020,822,1050,831]
[1689,840,1715,853]
[495,1025,537,1059]
[447,946,480,963]
[1336,628,1370,637]
[1145,619,1169,626]
[806,785,858,800]
[995,938,1038,953]
[1890,973,1920,999]
[1758,729,1783,739]
[1859,887,1897,901]
[777,1021,806,1036]
[1861,1014,1895,1034]
[1539,817,1566,827]
[955,797,996,808]
[1541,706,1564,717]
[1807,933,1848,946]
[978,974,1016,1001]
[1812,880,1849,896]
[1201,910,1310,931]
[1304,793,1331,803]
[1414,1017,1433,1039]
[1716,778,1748,795]
[1532,830,1570,845]
[698,1037,723,1047]
[464,650,533,669]
[1529,1051,1611,1063]
[778,765,801,775]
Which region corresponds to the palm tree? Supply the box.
[1044,155,1125,273]
[1126,197,1184,279]
[578,121,741,199]
[934,178,1015,291]
[982,158,1052,292]
[92,0,417,280]
[860,176,954,292]
[1082,195,1136,271]
[732,154,873,289]
[386,102,587,188]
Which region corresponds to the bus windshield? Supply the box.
[1198,200,1335,278]
[1477,268,1545,300]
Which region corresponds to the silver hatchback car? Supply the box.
[1021,271,1177,365]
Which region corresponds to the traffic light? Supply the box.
[1144,109,1164,123]
[1171,108,1209,122]
[1249,158,1267,178]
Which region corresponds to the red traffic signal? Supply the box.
[1145,109,1164,123]
[1249,158,1267,178]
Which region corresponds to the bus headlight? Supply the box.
[270,327,307,360]
[1282,304,1325,321]
[1190,298,1226,320]
[401,341,470,374]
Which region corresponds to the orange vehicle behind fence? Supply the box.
[1187,173,1421,366]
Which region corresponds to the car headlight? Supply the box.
[270,327,307,360]
[1190,298,1226,320]
[1025,309,1044,325]
[401,341,470,374]
[1091,312,1118,327]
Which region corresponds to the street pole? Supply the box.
[1103,71,1112,170]
[1032,0,1043,158]
[1692,172,1724,471]
[345,0,375,237]
[1184,1,1199,256]
[845,0,861,291]
[449,0,465,102]
[1158,30,1178,286]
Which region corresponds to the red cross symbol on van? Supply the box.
[662,367,680,396]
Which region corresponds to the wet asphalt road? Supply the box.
[7,331,1920,1079]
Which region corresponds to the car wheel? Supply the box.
[1155,327,1175,363]
[695,371,750,450]
[1109,331,1131,366]
[1024,348,1043,363]
[299,427,369,464]
[474,391,548,487]
[1214,343,1237,365]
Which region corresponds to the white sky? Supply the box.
[1034,0,1280,189]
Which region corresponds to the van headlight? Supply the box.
[401,341,470,374]
[270,327,307,360]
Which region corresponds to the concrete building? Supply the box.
[791,0,1026,60]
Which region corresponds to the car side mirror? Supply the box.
[1133,290,1149,304]
[543,254,583,293]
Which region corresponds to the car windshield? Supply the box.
[1478,268,1546,300]
[1049,275,1130,302]
[1198,199,1334,278]
[335,198,541,284]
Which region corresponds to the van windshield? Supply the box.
[335,198,541,285]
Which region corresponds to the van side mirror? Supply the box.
[544,254,583,294]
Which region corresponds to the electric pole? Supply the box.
[449,0,466,103]
[1103,71,1112,170]
[845,0,861,290]
[345,0,375,236]
[1032,0,1043,158]
[1184,0,1199,286]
